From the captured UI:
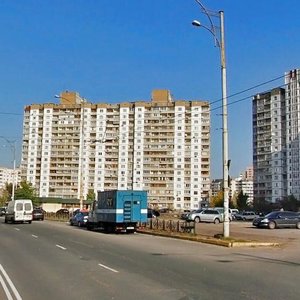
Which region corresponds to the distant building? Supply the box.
[242,166,253,181]
[0,167,20,190]
[231,168,254,206]
[211,179,223,197]
[21,90,211,210]
[253,68,300,202]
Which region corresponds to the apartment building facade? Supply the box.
[253,68,300,203]
[253,87,286,203]
[21,90,210,210]
[285,69,300,199]
[0,167,20,190]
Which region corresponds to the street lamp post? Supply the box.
[0,136,16,201]
[192,1,230,237]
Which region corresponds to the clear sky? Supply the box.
[0,0,299,178]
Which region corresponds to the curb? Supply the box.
[136,229,281,248]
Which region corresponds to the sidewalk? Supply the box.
[137,221,295,248]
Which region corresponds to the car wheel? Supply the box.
[194,217,200,223]
[296,222,300,229]
[268,221,276,229]
[214,218,220,224]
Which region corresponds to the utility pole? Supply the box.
[192,1,230,237]
[0,136,16,201]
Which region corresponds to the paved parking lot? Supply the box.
[195,221,300,245]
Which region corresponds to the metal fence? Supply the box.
[143,219,195,234]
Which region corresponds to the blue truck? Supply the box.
[86,190,148,233]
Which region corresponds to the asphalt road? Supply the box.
[0,218,299,300]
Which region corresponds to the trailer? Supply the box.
[86,190,147,233]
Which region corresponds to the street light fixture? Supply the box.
[192,1,230,237]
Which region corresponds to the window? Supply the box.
[16,203,23,211]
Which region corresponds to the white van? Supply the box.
[5,199,33,224]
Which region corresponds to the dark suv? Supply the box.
[0,207,6,216]
[253,211,300,229]
[32,208,45,221]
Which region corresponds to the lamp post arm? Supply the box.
[198,24,220,47]
[194,0,216,32]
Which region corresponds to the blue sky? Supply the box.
[0,0,299,178]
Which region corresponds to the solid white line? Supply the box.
[0,264,22,300]
[56,244,67,250]
[0,273,14,300]
[14,228,20,231]
[98,263,119,273]
[31,235,38,238]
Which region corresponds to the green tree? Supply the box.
[253,197,272,214]
[0,183,13,206]
[280,195,300,212]
[236,191,249,211]
[210,191,224,207]
[86,189,96,201]
[14,181,38,205]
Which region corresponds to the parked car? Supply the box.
[212,207,233,221]
[231,209,239,219]
[0,207,7,216]
[186,209,204,222]
[56,208,70,215]
[235,211,260,221]
[197,209,226,224]
[147,208,160,218]
[253,211,300,229]
[32,208,44,221]
[180,210,194,220]
[70,211,89,227]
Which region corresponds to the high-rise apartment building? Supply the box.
[21,90,210,209]
[253,87,286,203]
[285,69,300,198]
[253,68,300,203]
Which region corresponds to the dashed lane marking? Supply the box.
[56,244,67,251]
[98,263,119,273]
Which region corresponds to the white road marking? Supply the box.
[56,244,67,250]
[31,235,38,238]
[0,274,13,300]
[98,263,119,273]
[0,264,22,300]
[14,228,20,231]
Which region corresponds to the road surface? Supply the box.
[0,219,299,300]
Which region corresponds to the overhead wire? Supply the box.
[0,74,289,118]
[210,82,289,112]
[209,74,285,106]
